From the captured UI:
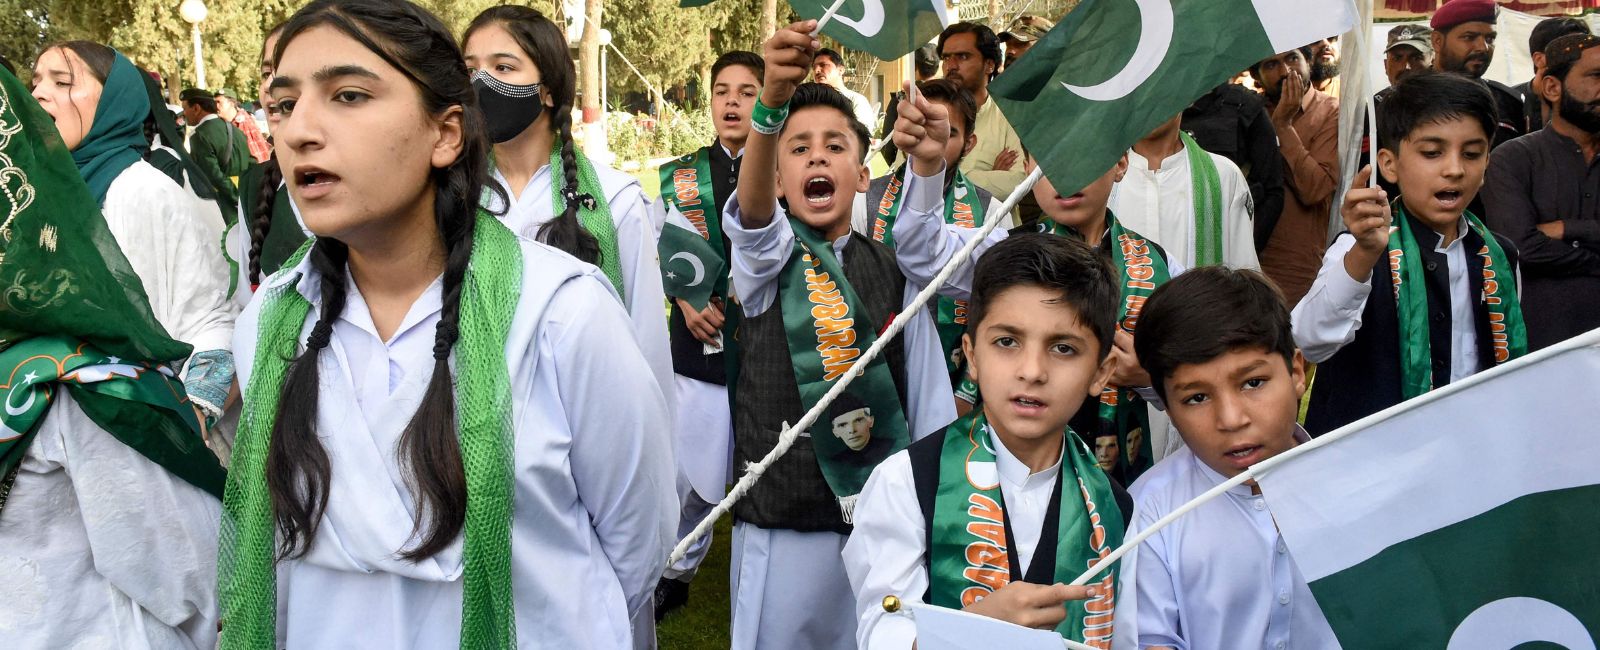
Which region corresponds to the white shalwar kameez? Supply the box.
[1109,145,1259,272]
[232,237,676,649]
[103,160,238,374]
[720,166,959,650]
[486,162,675,409]
[0,395,221,649]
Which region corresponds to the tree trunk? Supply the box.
[576,0,601,152]
[580,0,603,126]
[761,0,777,41]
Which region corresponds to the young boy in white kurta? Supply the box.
[845,232,1134,650]
[721,23,957,649]
[1115,267,1338,649]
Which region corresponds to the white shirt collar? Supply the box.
[197,113,220,126]
[986,424,1064,490]
[1433,215,1472,253]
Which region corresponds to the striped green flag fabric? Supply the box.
[678,0,947,60]
[990,0,1353,204]
[1258,330,1600,649]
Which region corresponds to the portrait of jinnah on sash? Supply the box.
[827,392,877,452]
[1093,430,1121,473]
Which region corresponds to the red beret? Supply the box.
[1430,0,1497,32]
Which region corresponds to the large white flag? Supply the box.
[1258,329,1600,648]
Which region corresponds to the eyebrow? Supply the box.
[269,64,381,92]
[1230,359,1270,379]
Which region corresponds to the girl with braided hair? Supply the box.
[222,1,674,647]
[225,20,309,308]
[462,6,674,404]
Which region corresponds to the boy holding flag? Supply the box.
[653,49,762,618]
[1292,72,1527,435]
[879,84,1181,478]
[842,232,1131,649]
[720,22,959,648]
[1116,266,1337,649]
[854,79,1009,394]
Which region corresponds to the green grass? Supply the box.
[632,165,662,199]
[656,515,734,649]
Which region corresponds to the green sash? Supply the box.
[1099,214,1167,480]
[927,410,1123,645]
[870,166,986,376]
[1179,132,1224,267]
[0,337,223,511]
[1388,204,1528,399]
[220,214,523,648]
[1035,214,1169,479]
[550,141,626,300]
[657,148,730,310]
[779,219,909,518]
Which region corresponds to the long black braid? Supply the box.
[247,156,282,286]
[542,110,601,264]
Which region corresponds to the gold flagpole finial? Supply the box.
[881,595,901,613]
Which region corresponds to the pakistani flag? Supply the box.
[659,206,727,310]
[1257,329,1600,649]
[679,0,947,61]
[991,0,1354,201]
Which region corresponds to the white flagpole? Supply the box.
[813,0,851,34]
[1366,94,1379,189]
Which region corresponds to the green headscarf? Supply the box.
[67,49,149,205]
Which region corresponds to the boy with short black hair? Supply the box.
[844,233,1132,649]
[722,23,960,648]
[1292,72,1527,436]
[883,88,1182,479]
[1117,266,1337,649]
[654,48,762,619]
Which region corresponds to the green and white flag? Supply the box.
[1257,329,1600,649]
[991,0,1354,205]
[660,208,727,311]
[679,0,948,61]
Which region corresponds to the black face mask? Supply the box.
[473,69,543,143]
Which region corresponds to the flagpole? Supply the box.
[1366,94,1378,189]
[666,165,1046,567]
[1068,328,1600,588]
[813,0,851,34]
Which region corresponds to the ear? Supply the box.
[1377,146,1400,185]
[961,333,978,379]
[1112,153,1130,182]
[1289,349,1308,398]
[1541,73,1563,105]
[854,158,870,193]
[962,132,976,158]
[1430,31,1445,56]
[1089,352,1116,398]
[431,105,466,169]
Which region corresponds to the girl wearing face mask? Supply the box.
[227,20,310,306]
[31,41,238,445]
[221,1,674,647]
[462,6,674,403]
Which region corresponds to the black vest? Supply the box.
[732,232,911,533]
[668,143,741,384]
[905,427,1134,597]
[1305,218,1520,436]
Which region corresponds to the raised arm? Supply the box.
[735,21,819,229]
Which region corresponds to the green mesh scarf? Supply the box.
[549,140,625,300]
[219,212,523,648]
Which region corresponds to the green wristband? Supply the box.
[751,99,790,136]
